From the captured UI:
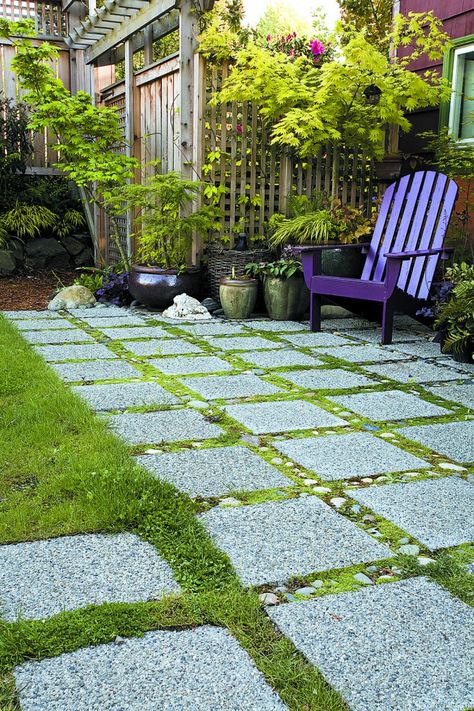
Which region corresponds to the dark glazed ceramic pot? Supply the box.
[263,275,309,320]
[129,265,202,309]
[321,246,365,278]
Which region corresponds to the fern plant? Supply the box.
[435,263,474,356]
[2,202,58,239]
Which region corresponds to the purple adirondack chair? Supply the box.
[300,171,459,344]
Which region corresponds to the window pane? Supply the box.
[459,52,474,139]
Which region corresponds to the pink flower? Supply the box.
[236,123,243,134]
[310,39,325,57]
[266,34,272,42]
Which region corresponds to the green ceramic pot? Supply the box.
[263,274,310,321]
[219,277,258,319]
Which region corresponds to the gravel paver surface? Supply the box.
[74,381,179,411]
[201,496,391,586]
[100,326,170,340]
[202,335,284,351]
[388,341,444,359]
[14,626,287,711]
[124,339,203,357]
[344,329,422,344]
[51,359,141,383]
[239,349,319,368]
[21,328,94,344]
[362,360,471,384]
[330,389,451,421]
[281,332,354,348]
[268,577,474,711]
[224,400,348,434]
[177,322,248,336]
[244,320,307,332]
[278,368,376,390]
[35,343,117,361]
[108,409,223,444]
[274,432,430,481]
[348,476,474,550]
[77,315,147,328]
[150,355,234,375]
[180,373,283,400]
[0,533,179,622]
[424,383,474,409]
[316,344,412,363]
[136,446,291,498]
[398,421,474,462]
[2,309,62,319]
[67,307,132,318]
[13,317,75,330]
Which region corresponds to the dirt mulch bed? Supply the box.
[0,269,77,311]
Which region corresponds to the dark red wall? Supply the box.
[398,0,474,156]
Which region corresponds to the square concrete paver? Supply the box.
[244,320,307,333]
[100,326,170,340]
[136,446,292,498]
[321,318,374,330]
[51,359,141,383]
[425,383,474,410]
[345,329,422,344]
[398,421,474,463]
[21,329,94,344]
[14,627,286,711]
[74,381,179,411]
[274,432,430,481]
[35,343,118,362]
[0,533,179,622]
[224,400,348,434]
[180,373,283,400]
[78,315,147,328]
[279,368,376,391]
[330,390,450,421]
[67,307,132,318]
[203,335,283,351]
[108,409,223,445]
[13,317,75,330]
[268,577,474,711]
[201,497,391,586]
[389,341,444,359]
[2,309,60,319]
[149,355,234,375]
[316,344,411,363]
[124,339,202,357]
[348,477,474,550]
[178,321,247,336]
[362,360,471,384]
[282,332,353,348]
[239,349,319,369]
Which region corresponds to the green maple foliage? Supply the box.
[0,19,138,267]
[214,13,451,161]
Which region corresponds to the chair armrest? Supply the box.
[296,243,370,253]
[384,247,454,260]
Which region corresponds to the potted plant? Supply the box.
[267,194,374,278]
[435,263,474,363]
[219,267,258,319]
[245,253,309,320]
[107,171,220,309]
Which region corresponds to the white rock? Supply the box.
[259,592,279,606]
[48,285,96,310]
[438,462,467,472]
[417,556,436,567]
[219,497,241,506]
[313,486,331,494]
[303,478,318,485]
[398,544,420,556]
[162,293,211,320]
[330,497,346,509]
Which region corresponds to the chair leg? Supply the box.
[309,293,322,332]
[381,299,394,345]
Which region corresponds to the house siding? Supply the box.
[398,0,474,155]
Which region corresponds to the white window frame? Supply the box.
[448,43,474,144]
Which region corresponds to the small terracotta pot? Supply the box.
[219,277,258,319]
[129,265,202,309]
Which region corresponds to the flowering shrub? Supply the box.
[96,272,132,306]
[265,32,327,64]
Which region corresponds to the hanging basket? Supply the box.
[206,243,275,301]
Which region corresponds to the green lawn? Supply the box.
[0,316,347,711]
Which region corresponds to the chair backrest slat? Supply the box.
[361,170,458,299]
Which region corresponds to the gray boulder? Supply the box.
[73,247,94,267]
[25,238,70,270]
[0,250,17,275]
[60,235,86,257]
